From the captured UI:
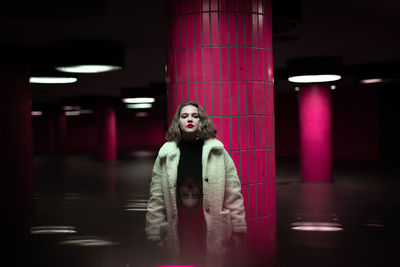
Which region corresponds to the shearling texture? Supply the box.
[145,138,247,253]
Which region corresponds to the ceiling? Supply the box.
[1,0,399,104]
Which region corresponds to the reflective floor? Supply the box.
[22,152,400,266]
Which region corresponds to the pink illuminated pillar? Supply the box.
[53,111,68,157]
[96,105,117,162]
[0,64,34,257]
[298,83,332,182]
[166,0,275,265]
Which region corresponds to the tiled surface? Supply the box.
[166,1,275,262]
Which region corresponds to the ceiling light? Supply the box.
[59,236,119,246]
[31,111,43,116]
[288,75,341,83]
[360,78,383,84]
[135,112,150,117]
[63,106,81,111]
[65,111,81,116]
[122,97,155,104]
[30,226,77,234]
[79,109,94,114]
[290,222,343,232]
[126,103,152,109]
[56,64,121,74]
[29,77,77,84]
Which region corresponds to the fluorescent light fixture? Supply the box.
[65,111,81,116]
[79,109,94,114]
[31,111,43,116]
[135,112,149,117]
[59,236,119,246]
[126,103,152,109]
[30,226,77,234]
[360,78,383,84]
[29,77,77,84]
[63,106,81,111]
[122,97,155,104]
[288,74,341,83]
[56,65,122,73]
[290,222,343,232]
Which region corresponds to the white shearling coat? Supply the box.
[145,138,247,253]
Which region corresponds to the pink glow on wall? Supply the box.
[166,0,275,265]
[96,105,117,162]
[33,110,165,154]
[299,84,332,182]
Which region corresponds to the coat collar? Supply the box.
[158,138,224,158]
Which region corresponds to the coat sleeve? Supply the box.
[145,155,167,242]
[223,150,247,233]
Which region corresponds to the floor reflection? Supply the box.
[27,155,400,267]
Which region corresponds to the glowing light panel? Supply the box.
[29,77,77,84]
[56,65,122,73]
[135,112,149,117]
[59,237,119,246]
[79,109,94,114]
[63,106,80,111]
[126,103,152,109]
[288,75,341,83]
[31,111,43,116]
[290,222,343,232]
[360,78,383,84]
[122,97,155,104]
[30,226,77,234]
[65,111,80,116]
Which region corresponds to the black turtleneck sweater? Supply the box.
[176,138,204,207]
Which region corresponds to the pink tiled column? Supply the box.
[0,65,34,250]
[166,0,275,265]
[53,111,68,157]
[96,104,117,162]
[298,83,332,182]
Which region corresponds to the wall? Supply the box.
[33,109,166,154]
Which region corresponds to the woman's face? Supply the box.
[179,105,200,139]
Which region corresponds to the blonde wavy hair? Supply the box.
[165,101,217,142]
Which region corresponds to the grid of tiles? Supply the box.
[166,0,275,262]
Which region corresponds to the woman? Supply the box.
[145,101,247,262]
